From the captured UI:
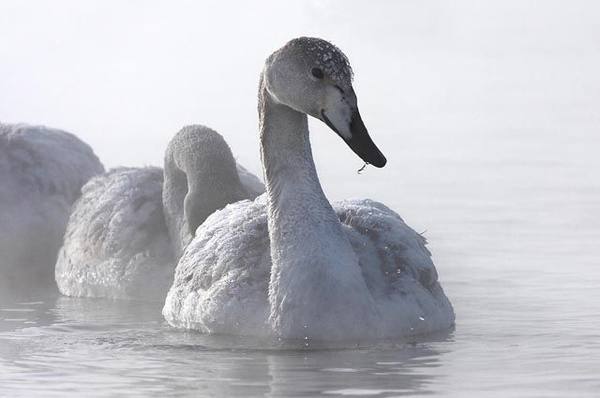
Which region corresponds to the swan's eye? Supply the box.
[311,67,324,79]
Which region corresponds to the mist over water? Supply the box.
[1,1,599,396]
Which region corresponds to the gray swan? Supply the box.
[162,38,455,341]
[55,125,263,301]
[0,123,103,288]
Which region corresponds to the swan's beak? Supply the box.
[321,107,387,168]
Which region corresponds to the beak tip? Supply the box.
[326,106,388,169]
[371,154,387,168]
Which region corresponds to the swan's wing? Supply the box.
[163,194,271,335]
[0,123,104,284]
[55,167,175,301]
[335,199,455,334]
[334,199,437,289]
[236,163,265,198]
[165,195,453,337]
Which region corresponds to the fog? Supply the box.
[2,1,598,185]
[2,0,599,271]
[2,2,600,395]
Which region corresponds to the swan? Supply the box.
[0,123,104,288]
[55,125,264,301]
[163,37,455,341]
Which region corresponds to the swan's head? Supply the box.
[263,37,387,168]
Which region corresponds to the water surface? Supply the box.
[1,128,598,397]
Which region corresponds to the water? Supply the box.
[1,126,598,397]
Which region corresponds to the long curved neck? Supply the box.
[259,82,344,256]
[260,91,338,226]
[259,78,375,340]
[163,128,246,258]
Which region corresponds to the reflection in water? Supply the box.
[0,290,60,333]
[266,345,444,397]
[0,294,448,397]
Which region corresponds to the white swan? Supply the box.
[163,37,455,341]
[0,123,104,288]
[55,125,264,301]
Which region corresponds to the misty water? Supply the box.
[1,126,598,397]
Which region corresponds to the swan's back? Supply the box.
[0,124,103,203]
[55,167,174,300]
[56,125,263,301]
[163,195,454,338]
[0,123,103,286]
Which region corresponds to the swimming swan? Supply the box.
[163,38,455,340]
[55,125,264,301]
[0,123,103,288]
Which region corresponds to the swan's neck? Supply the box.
[163,129,246,258]
[259,82,376,340]
[260,95,337,227]
[162,160,189,257]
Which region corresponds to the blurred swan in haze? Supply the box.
[163,37,454,341]
[55,125,264,301]
[0,123,104,288]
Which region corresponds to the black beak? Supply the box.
[321,108,387,168]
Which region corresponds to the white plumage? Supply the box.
[164,195,454,339]
[55,125,264,301]
[55,167,174,300]
[0,123,104,287]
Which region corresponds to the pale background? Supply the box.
[2,1,598,173]
[1,0,598,260]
